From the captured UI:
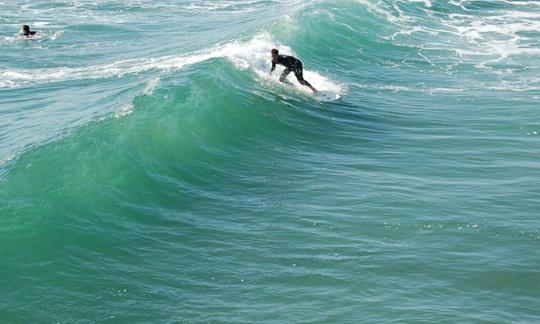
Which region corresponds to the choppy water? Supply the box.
[1,0,539,322]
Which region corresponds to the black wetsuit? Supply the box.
[270,55,313,87]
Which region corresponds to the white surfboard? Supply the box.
[316,90,340,101]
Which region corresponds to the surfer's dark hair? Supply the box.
[271,48,278,55]
[22,25,30,32]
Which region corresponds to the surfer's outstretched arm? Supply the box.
[270,61,276,73]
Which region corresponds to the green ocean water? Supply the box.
[1,0,540,322]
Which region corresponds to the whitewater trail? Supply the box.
[0,33,342,96]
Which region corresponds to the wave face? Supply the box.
[1,0,539,322]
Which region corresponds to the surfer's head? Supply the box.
[271,48,279,62]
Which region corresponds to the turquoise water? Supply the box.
[1,0,540,322]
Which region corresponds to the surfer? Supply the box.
[270,48,317,94]
[20,25,37,37]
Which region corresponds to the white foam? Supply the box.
[0,153,17,167]
[143,77,160,96]
[114,103,134,118]
[182,0,271,12]
[408,0,432,8]
[353,0,403,23]
[360,0,540,56]
[356,0,540,86]
[0,52,214,88]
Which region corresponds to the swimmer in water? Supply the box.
[20,25,37,37]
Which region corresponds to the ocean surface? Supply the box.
[1,0,540,322]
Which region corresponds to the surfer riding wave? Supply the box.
[270,48,317,94]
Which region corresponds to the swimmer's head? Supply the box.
[22,25,30,33]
